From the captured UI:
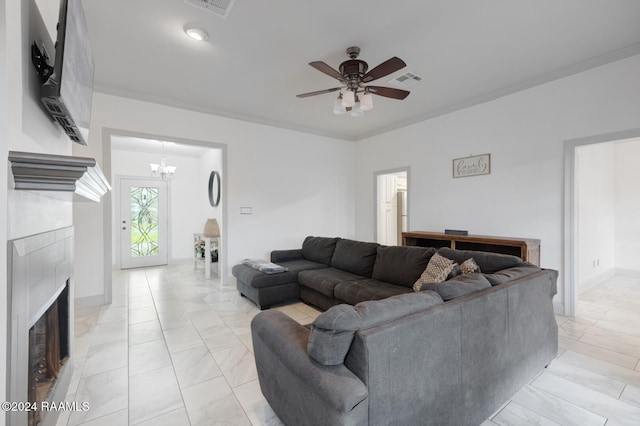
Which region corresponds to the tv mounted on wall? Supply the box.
[39,0,94,145]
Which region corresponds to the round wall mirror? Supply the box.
[208,171,221,207]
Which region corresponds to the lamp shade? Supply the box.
[203,218,220,237]
[341,90,355,108]
[333,96,346,114]
[360,93,374,111]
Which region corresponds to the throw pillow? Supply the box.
[460,258,480,274]
[413,252,455,292]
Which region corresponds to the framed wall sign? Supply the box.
[453,154,491,178]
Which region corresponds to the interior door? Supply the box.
[377,174,398,245]
[119,177,168,269]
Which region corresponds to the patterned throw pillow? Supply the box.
[413,253,456,291]
[460,258,480,274]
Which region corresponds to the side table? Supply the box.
[193,233,219,279]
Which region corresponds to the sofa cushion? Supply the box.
[413,252,456,291]
[419,272,492,301]
[330,239,379,277]
[484,264,542,286]
[460,258,480,274]
[372,246,436,288]
[334,279,412,305]
[437,247,524,274]
[307,291,444,365]
[279,259,329,273]
[302,236,341,265]
[298,268,365,298]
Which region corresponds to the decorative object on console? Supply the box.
[453,153,491,178]
[8,151,111,202]
[444,229,468,236]
[208,170,221,206]
[296,46,410,117]
[203,218,220,237]
[150,142,176,180]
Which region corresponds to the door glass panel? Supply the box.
[130,187,159,257]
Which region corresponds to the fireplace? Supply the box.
[7,227,75,426]
[28,283,70,426]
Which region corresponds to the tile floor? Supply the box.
[483,274,640,426]
[56,262,640,425]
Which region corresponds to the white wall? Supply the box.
[576,143,616,292]
[197,149,224,257]
[355,54,640,311]
[615,139,640,273]
[73,93,355,302]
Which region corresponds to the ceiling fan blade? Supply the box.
[309,61,345,82]
[362,57,406,83]
[296,87,342,98]
[367,86,410,100]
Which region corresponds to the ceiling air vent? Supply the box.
[388,71,423,88]
[184,0,237,18]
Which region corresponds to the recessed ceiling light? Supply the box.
[184,25,209,41]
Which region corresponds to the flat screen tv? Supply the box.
[40,0,94,145]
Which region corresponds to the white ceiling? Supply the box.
[82,0,640,141]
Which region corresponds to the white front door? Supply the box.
[119,178,168,269]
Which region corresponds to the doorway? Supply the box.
[119,177,168,269]
[375,168,409,246]
[564,129,640,316]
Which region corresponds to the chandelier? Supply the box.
[150,142,176,180]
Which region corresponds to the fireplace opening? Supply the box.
[28,282,70,426]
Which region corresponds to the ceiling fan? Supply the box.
[296,46,410,116]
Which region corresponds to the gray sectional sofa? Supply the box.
[242,236,559,425]
[233,236,540,310]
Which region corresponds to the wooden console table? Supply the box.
[402,231,540,266]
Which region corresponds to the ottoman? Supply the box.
[232,264,300,310]
[232,258,329,310]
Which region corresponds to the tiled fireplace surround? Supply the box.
[7,227,75,426]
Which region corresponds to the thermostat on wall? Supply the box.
[240,207,252,215]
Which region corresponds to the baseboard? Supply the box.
[578,268,616,294]
[74,294,105,308]
[615,268,640,278]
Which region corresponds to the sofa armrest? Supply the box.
[251,310,368,414]
[271,249,303,263]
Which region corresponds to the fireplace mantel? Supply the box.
[8,150,111,202]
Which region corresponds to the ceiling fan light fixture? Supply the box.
[184,25,209,41]
[360,92,374,111]
[341,90,355,108]
[350,103,364,117]
[333,96,347,114]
